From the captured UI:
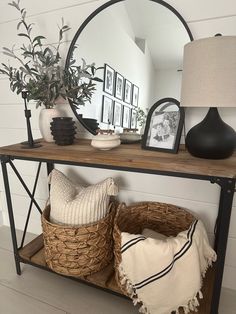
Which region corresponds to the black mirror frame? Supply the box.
[141,97,184,154]
[65,0,193,135]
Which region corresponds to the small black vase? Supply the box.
[50,117,76,145]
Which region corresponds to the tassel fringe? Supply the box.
[107,178,119,196]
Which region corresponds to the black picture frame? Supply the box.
[113,101,123,127]
[132,85,139,107]
[130,109,137,129]
[142,98,184,154]
[103,64,115,95]
[124,79,132,104]
[122,106,131,128]
[115,72,124,100]
[101,95,113,125]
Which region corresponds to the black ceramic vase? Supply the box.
[50,117,77,145]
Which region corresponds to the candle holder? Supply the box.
[21,91,41,149]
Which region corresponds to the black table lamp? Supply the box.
[181,36,236,159]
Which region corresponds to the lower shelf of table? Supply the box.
[18,234,215,314]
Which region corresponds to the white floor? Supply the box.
[0,226,235,314]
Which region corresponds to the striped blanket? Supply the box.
[119,220,216,314]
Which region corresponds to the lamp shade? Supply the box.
[181,36,236,107]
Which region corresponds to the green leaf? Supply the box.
[18,33,30,39]
[33,35,46,43]
[92,77,103,83]
[3,52,15,58]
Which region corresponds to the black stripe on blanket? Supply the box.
[133,220,198,290]
[121,236,146,254]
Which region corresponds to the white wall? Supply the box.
[154,68,182,101]
[0,0,235,290]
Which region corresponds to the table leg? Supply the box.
[211,178,235,314]
[1,157,21,275]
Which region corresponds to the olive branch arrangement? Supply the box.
[0,0,103,109]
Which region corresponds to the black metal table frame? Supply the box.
[1,154,235,314]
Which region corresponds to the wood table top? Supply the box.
[0,139,235,179]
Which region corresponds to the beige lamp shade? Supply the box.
[180,36,236,107]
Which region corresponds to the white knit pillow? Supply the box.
[49,169,118,226]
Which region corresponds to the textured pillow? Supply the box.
[48,169,118,226]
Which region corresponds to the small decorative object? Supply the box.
[50,117,76,146]
[124,79,132,104]
[120,128,141,144]
[130,109,137,129]
[122,106,131,128]
[113,101,123,127]
[132,85,139,107]
[101,95,113,124]
[103,64,115,95]
[91,129,121,150]
[115,72,124,100]
[181,35,236,159]
[142,98,184,153]
[81,117,99,133]
[21,91,41,149]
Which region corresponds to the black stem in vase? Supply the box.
[21,91,41,149]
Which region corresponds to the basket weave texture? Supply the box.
[113,202,195,294]
[42,202,116,277]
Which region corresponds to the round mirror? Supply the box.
[65,0,193,135]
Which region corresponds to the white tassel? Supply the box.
[198,290,203,299]
[107,178,119,196]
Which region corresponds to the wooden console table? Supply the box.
[0,139,235,314]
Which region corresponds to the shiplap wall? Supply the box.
[0,0,235,290]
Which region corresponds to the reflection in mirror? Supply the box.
[66,0,193,135]
[142,98,184,153]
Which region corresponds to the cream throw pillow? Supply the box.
[49,169,118,226]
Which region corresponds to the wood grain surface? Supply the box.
[0,139,235,179]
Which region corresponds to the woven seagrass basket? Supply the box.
[42,202,116,277]
[113,202,195,294]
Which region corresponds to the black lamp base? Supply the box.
[186,107,236,159]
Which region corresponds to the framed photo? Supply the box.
[115,72,124,100]
[103,64,115,95]
[122,106,131,128]
[101,95,113,124]
[142,98,184,154]
[113,101,123,127]
[124,79,132,104]
[132,85,139,107]
[130,109,137,129]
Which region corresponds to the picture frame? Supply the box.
[122,106,131,128]
[113,101,123,127]
[115,72,124,100]
[124,79,132,104]
[101,95,113,125]
[130,109,137,129]
[103,64,115,95]
[132,85,139,107]
[142,98,184,154]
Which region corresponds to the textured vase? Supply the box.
[39,108,61,142]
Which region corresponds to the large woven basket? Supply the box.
[113,202,195,294]
[42,202,116,277]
